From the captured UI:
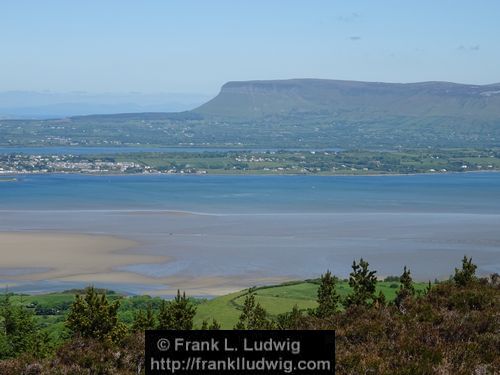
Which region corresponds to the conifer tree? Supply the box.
[315,270,341,317]
[277,305,304,329]
[132,304,156,331]
[201,319,221,330]
[344,258,377,307]
[66,286,126,343]
[395,266,415,307]
[234,293,273,329]
[425,280,433,295]
[157,300,169,329]
[453,256,477,286]
[200,319,208,330]
[157,290,196,330]
[0,293,40,359]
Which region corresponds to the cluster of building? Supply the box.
[0,154,211,175]
[0,154,143,174]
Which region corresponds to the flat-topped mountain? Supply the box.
[1,79,499,149]
[194,78,500,120]
[195,79,500,119]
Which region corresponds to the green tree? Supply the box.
[453,256,477,286]
[200,319,221,330]
[66,286,126,343]
[344,258,377,307]
[157,290,196,330]
[373,290,386,308]
[209,319,221,330]
[395,266,415,307]
[315,270,341,317]
[425,280,433,295]
[277,305,304,329]
[234,294,273,330]
[131,304,156,331]
[0,293,49,359]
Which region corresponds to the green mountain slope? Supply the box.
[1,79,499,149]
[195,79,500,120]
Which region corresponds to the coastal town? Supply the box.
[0,149,499,176]
[0,154,151,175]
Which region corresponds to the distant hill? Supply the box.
[1,79,499,149]
[0,91,210,119]
[194,78,500,120]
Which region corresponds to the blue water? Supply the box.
[0,146,343,155]
[0,146,245,155]
[1,172,499,294]
[1,173,499,213]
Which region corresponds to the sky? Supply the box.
[1,0,499,96]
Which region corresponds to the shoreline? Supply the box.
[0,231,293,296]
[1,169,499,178]
[2,210,500,217]
[2,172,499,295]
[2,227,498,296]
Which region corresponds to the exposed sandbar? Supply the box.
[0,232,167,281]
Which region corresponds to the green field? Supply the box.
[108,148,500,175]
[4,279,430,336]
[5,291,164,341]
[195,280,429,328]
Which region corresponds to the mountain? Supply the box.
[1,79,499,149]
[194,79,500,120]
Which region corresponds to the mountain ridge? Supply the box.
[1,79,499,149]
[194,78,500,120]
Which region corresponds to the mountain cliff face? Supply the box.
[194,79,500,120]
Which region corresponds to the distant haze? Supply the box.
[0,91,210,119]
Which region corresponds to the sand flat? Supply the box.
[0,232,290,295]
[0,232,167,281]
[57,271,290,296]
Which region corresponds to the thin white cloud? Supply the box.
[458,44,480,51]
[337,12,360,23]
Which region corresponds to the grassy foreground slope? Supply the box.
[195,280,429,328]
[6,279,429,335]
[1,256,498,374]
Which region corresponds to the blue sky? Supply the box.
[1,0,498,95]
